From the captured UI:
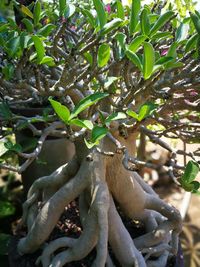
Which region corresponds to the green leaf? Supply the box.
[59,0,66,16]
[7,36,20,57]
[84,138,98,149]
[151,31,173,40]
[105,112,127,123]
[129,0,141,35]
[143,42,155,79]
[40,56,55,66]
[32,35,45,62]
[100,18,123,36]
[104,76,119,89]
[69,119,93,130]
[93,0,107,29]
[91,126,108,143]
[155,56,173,65]
[0,142,8,157]
[38,24,56,37]
[64,3,76,18]
[81,9,96,28]
[2,64,14,80]
[70,92,109,119]
[97,43,110,68]
[164,61,184,70]
[0,233,11,255]
[20,137,38,152]
[128,35,147,53]
[167,42,178,58]
[138,102,158,121]
[21,5,34,19]
[176,22,188,43]
[116,0,125,19]
[150,11,174,37]
[190,12,200,35]
[84,52,93,66]
[4,141,22,153]
[0,201,15,218]
[125,50,142,71]
[115,32,126,49]
[22,18,34,32]
[126,102,158,121]
[181,160,199,184]
[0,102,12,120]
[49,98,70,123]
[191,181,200,192]
[126,109,139,120]
[33,0,41,26]
[115,32,126,59]
[185,33,198,52]
[140,8,150,36]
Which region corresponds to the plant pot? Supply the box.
[11,106,75,195]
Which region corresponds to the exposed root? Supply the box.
[17,135,182,266]
[17,160,89,255]
[20,158,79,228]
[108,195,145,267]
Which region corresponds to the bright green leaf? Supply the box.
[138,102,158,121]
[126,109,139,120]
[185,33,198,52]
[49,98,70,123]
[128,35,147,53]
[91,126,108,143]
[105,112,127,123]
[32,35,45,62]
[22,18,34,32]
[150,11,174,37]
[93,0,107,29]
[38,24,56,37]
[59,0,66,16]
[100,18,123,36]
[181,160,199,184]
[125,50,142,71]
[33,0,41,26]
[140,8,150,36]
[155,56,173,65]
[40,56,55,66]
[116,0,125,19]
[81,9,96,28]
[151,31,173,40]
[69,119,93,130]
[129,0,141,35]
[97,43,110,68]
[70,92,109,119]
[176,22,188,43]
[190,12,200,35]
[143,42,155,79]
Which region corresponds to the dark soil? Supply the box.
[8,199,182,267]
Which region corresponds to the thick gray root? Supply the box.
[145,194,182,254]
[108,195,146,267]
[21,158,79,227]
[41,211,98,267]
[17,160,89,255]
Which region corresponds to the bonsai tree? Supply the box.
[0,0,200,266]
